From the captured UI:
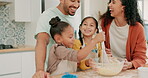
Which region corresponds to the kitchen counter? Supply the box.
[0,46,35,53]
[50,69,138,78]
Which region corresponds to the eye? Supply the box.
[71,0,75,2]
[83,23,87,26]
[112,0,115,4]
[69,36,73,39]
[77,0,80,3]
[90,24,94,27]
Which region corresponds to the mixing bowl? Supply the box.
[92,58,124,76]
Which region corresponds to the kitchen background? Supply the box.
[0,0,148,78]
[0,5,25,47]
[0,0,147,47]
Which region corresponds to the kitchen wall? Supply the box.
[25,0,40,46]
[0,5,25,47]
[81,0,108,19]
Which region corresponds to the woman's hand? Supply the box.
[105,48,112,57]
[88,58,99,71]
[32,70,50,78]
[122,59,133,71]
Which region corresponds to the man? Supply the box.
[33,0,80,78]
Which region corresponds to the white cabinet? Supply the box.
[0,52,21,75]
[144,0,148,23]
[0,0,12,2]
[9,0,31,22]
[0,0,13,6]
[0,73,21,78]
[0,51,35,78]
[22,51,35,78]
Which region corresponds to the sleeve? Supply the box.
[131,25,147,68]
[72,39,81,51]
[34,13,52,39]
[55,46,78,62]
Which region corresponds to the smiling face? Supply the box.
[61,0,80,16]
[80,18,97,37]
[60,26,75,48]
[108,0,125,17]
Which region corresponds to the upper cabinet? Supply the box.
[0,0,12,2]
[9,0,31,22]
[144,0,148,24]
[0,0,12,6]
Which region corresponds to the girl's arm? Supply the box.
[77,32,105,61]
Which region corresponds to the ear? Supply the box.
[54,34,62,43]
[79,26,82,31]
[121,6,125,11]
[95,29,98,33]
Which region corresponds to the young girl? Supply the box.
[46,16,105,76]
[73,17,102,70]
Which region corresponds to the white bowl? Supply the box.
[92,59,124,76]
[138,67,148,78]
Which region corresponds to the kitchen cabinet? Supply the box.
[0,0,12,6]
[0,51,35,78]
[22,51,35,78]
[0,0,12,2]
[0,52,21,75]
[9,0,31,22]
[144,0,148,23]
[0,73,21,78]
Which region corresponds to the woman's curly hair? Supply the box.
[100,0,143,27]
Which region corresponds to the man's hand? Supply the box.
[32,70,50,78]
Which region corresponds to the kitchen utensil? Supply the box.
[92,58,124,76]
[138,67,148,78]
[62,72,78,78]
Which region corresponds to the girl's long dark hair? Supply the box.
[100,0,143,27]
[78,17,99,48]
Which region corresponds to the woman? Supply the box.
[100,0,147,70]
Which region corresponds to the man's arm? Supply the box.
[33,32,50,78]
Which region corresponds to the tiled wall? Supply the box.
[0,5,25,47]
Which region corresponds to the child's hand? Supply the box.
[94,32,105,43]
[88,58,96,69]
[122,59,133,71]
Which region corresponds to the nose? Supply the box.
[73,2,80,8]
[72,37,75,41]
[108,2,112,7]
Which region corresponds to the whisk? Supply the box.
[99,28,109,64]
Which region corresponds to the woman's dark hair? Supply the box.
[49,16,70,40]
[100,0,143,27]
[78,16,99,48]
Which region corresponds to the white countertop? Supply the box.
[51,69,138,78]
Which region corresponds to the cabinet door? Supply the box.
[0,52,21,75]
[144,0,148,23]
[10,0,31,22]
[0,73,21,78]
[21,51,35,78]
